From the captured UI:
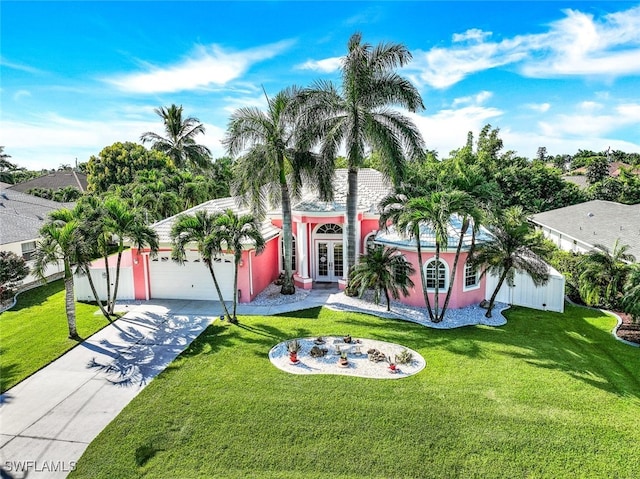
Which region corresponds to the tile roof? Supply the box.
[291,168,393,213]
[531,200,640,260]
[152,196,281,245]
[0,188,74,245]
[375,216,493,250]
[7,170,87,193]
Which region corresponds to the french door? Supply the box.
[315,240,344,282]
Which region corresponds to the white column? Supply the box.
[355,213,361,262]
[297,220,309,278]
[342,215,349,279]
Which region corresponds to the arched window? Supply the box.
[316,223,343,235]
[424,259,448,290]
[281,235,296,271]
[464,262,479,289]
[363,231,377,252]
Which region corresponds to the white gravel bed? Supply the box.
[250,283,310,305]
[269,336,425,379]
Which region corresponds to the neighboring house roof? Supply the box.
[152,196,281,245]
[375,216,493,250]
[7,170,87,193]
[291,168,392,213]
[531,200,640,260]
[562,175,588,189]
[0,188,73,245]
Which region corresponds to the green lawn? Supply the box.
[0,279,108,392]
[71,304,640,478]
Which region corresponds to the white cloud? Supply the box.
[13,90,31,101]
[452,29,492,43]
[537,102,640,138]
[525,103,551,113]
[452,90,492,107]
[410,5,640,88]
[0,57,44,74]
[578,101,604,112]
[106,40,294,94]
[296,56,343,73]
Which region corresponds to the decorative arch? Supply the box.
[316,223,343,235]
[363,231,377,252]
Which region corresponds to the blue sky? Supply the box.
[2,1,640,170]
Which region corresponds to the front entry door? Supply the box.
[316,241,344,282]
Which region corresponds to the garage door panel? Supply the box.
[149,251,235,301]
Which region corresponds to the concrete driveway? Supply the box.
[0,300,224,479]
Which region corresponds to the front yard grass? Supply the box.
[0,279,108,392]
[71,304,640,478]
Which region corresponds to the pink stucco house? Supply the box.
[76,169,488,310]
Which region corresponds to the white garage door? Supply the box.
[149,250,235,301]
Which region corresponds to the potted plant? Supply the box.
[287,339,301,363]
[386,355,397,373]
[338,351,349,367]
[343,334,352,344]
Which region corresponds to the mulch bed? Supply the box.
[614,311,640,345]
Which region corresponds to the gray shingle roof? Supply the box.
[0,189,73,245]
[7,170,87,193]
[291,168,392,213]
[531,200,640,260]
[152,196,281,245]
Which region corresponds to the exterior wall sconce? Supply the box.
[238,259,244,267]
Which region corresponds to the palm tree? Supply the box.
[215,209,266,322]
[379,188,476,322]
[296,32,425,276]
[621,264,640,321]
[170,210,232,320]
[141,104,212,171]
[349,245,415,311]
[224,87,333,295]
[578,239,634,309]
[103,196,159,314]
[0,146,18,183]
[471,206,550,318]
[33,209,83,339]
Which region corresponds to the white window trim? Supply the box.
[423,258,449,291]
[363,231,377,253]
[462,262,480,292]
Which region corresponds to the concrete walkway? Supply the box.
[0,291,340,479]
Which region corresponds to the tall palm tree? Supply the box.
[621,264,640,321]
[224,87,333,295]
[471,206,550,318]
[141,104,212,171]
[379,188,477,322]
[296,32,425,276]
[171,210,232,320]
[33,209,83,339]
[103,196,159,314]
[215,209,266,322]
[578,239,634,309]
[349,245,415,311]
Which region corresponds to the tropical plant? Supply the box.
[0,251,30,304]
[215,209,266,322]
[103,196,159,314]
[140,104,212,171]
[379,189,476,322]
[621,264,640,322]
[348,245,415,311]
[224,87,333,295]
[33,209,83,338]
[470,206,550,318]
[170,210,232,320]
[578,239,634,309]
[295,32,425,277]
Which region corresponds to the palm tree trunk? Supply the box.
[207,261,232,320]
[103,253,112,315]
[441,217,468,320]
[486,268,510,318]
[385,288,391,311]
[280,165,295,295]
[232,252,240,322]
[346,168,358,279]
[63,260,78,339]
[416,229,435,322]
[82,264,110,320]
[434,243,441,323]
[109,242,124,315]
